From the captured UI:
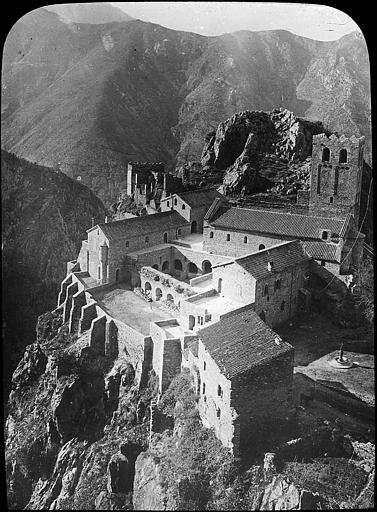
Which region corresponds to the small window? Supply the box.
[244,236,248,243]
[226,234,231,241]
[321,260,326,267]
[182,204,186,210]
[339,148,348,164]
[125,241,129,248]
[203,361,206,371]
[202,382,206,395]
[263,284,269,296]
[217,408,221,418]
[177,228,182,237]
[217,385,223,397]
[210,231,214,239]
[259,244,265,251]
[321,231,328,240]
[167,201,170,207]
[174,198,177,205]
[329,197,333,204]
[280,301,285,311]
[322,147,330,162]
[145,236,149,243]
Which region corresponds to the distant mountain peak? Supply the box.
[44,2,133,25]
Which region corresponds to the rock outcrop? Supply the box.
[259,476,324,510]
[200,109,329,195]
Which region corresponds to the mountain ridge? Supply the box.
[2,9,371,204]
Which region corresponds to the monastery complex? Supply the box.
[57,133,365,455]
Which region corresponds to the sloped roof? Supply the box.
[235,240,311,280]
[209,206,347,240]
[198,308,293,379]
[302,241,339,262]
[93,211,188,241]
[170,188,222,209]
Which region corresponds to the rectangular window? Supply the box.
[217,385,223,397]
[217,408,221,418]
[321,260,326,267]
[202,382,206,395]
[126,241,129,248]
[226,234,230,241]
[203,361,206,371]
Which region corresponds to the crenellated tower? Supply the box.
[309,133,365,224]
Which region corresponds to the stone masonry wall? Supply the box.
[212,262,256,304]
[231,349,294,452]
[197,339,235,451]
[309,134,364,223]
[254,260,310,327]
[203,225,286,258]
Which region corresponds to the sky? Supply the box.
[111,2,361,41]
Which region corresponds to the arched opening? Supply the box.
[244,236,248,244]
[321,231,328,240]
[155,288,163,301]
[259,244,265,251]
[188,262,198,274]
[226,233,231,241]
[144,281,152,294]
[163,232,168,243]
[189,315,195,330]
[202,260,212,274]
[322,147,330,162]
[259,310,266,322]
[174,259,182,271]
[176,228,182,238]
[152,264,159,270]
[210,231,214,239]
[162,261,169,272]
[98,267,101,280]
[174,198,178,206]
[166,293,174,303]
[86,251,90,273]
[115,268,120,282]
[191,221,197,233]
[217,278,222,293]
[339,148,348,164]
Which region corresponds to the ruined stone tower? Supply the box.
[309,133,365,224]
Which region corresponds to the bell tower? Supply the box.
[309,133,365,224]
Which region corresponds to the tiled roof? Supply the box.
[94,211,188,241]
[210,206,347,240]
[204,197,224,221]
[303,241,339,262]
[174,188,222,209]
[198,308,293,378]
[235,240,311,280]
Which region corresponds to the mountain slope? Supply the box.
[45,2,133,24]
[2,150,107,399]
[2,10,371,204]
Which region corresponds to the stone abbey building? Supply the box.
[58,133,364,454]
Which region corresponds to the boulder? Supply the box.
[260,475,324,510]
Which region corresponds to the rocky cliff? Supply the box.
[2,150,107,400]
[6,323,374,510]
[2,9,370,204]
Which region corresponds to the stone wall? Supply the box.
[150,321,183,394]
[254,260,310,327]
[203,225,285,258]
[212,261,256,304]
[231,349,294,453]
[309,134,364,223]
[197,339,235,451]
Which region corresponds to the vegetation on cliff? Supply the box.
[2,150,107,400]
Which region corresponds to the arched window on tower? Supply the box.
[321,230,328,240]
[339,149,348,164]
[322,147,330,162]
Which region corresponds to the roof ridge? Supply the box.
[232,206,347,222]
